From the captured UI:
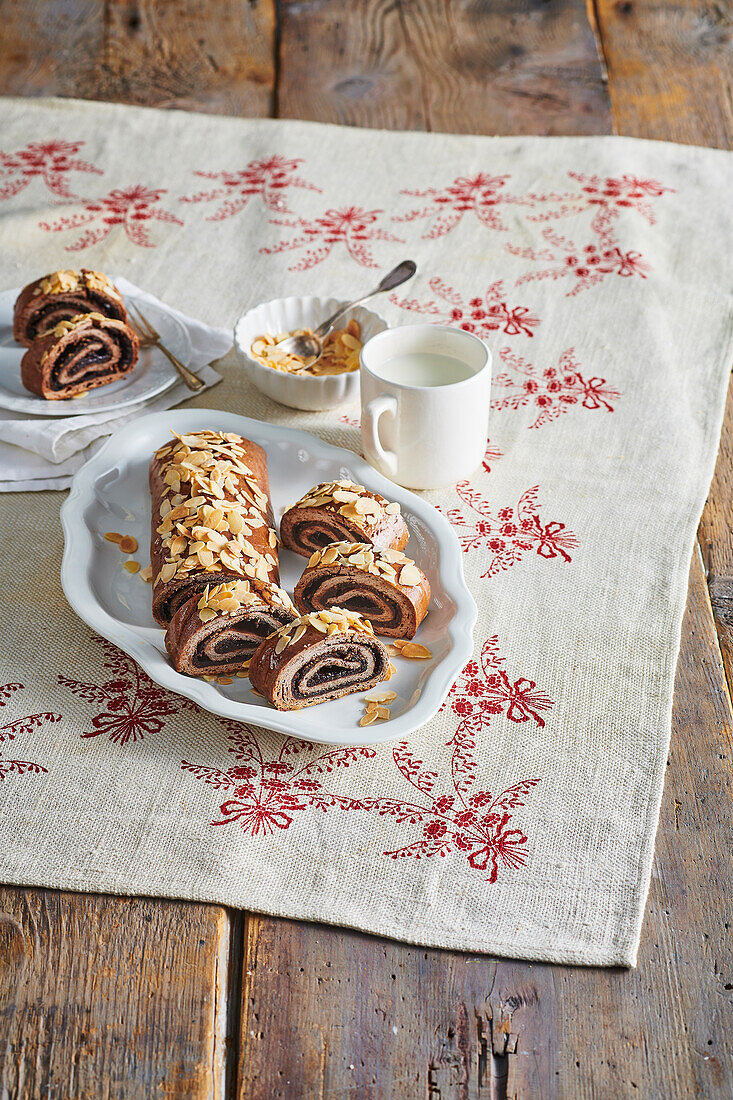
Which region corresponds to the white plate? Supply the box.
[0,285,191,415]
[60,409,477,745]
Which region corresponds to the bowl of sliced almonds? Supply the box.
[234,295,388,411]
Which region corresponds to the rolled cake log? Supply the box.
[280,479,409,558]
[14,269,127,345]
[150,429,280,626]
[248,607,390,710]
[20,313,139,399]
[294,542,430,638]
[165,579,297,677]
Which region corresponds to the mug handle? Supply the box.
[362,394,398,479]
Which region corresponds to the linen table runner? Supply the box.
[0,97,731,966]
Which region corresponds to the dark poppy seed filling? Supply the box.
[25,292,124,340]
[289,640,387,702]
[47,327,137,391]
[190,612,287,670]
[289,518,354,553]
[297,575,398,627]
[21,314,140,401]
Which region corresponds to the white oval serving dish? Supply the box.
[233,295,387,411]
[60,408,477,746]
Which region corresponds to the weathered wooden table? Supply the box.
[1,3,731,1096]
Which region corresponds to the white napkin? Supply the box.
[0,277,231,491]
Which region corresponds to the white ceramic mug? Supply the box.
[360,324,492,490]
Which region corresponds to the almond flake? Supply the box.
[400,643,432,660]
[364,689,397,704]
[399,564,423,587]
[124,560,140,574]
[159,563,177,583]
[385,501,401,515]
[359,710,378,727]
[104,531,123,544]
[119,535,138,554]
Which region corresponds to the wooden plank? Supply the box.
[236,556,733,1100]
[0,0,105,99]
[277,0,612,134]
[594,0,733,146]
[0,0,277,116]
[0,888,236,1100]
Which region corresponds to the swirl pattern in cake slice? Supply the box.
[248,608,390,710]
[280,479,408,558]
[14,269,127,345]
[294,542,430,638]
[165,580,296,677]
[20,312,139,399]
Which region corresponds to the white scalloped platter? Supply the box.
[60,409,477,745]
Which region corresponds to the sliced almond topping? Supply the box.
[159,563,177,583]
[364,689,397,704]
[359,710,378,727]
[354,496,380,516]
[310,617,328,633]
[399,564,423,587]
[385,501,401,515]
[104,531,123,544]
[119,535,138,554]
[376,706,391,720]
[124,560,140,574]
[400,643,433,660]
[139,566,153,583]
[197,548,215,568]
[198,607,218,622]
[320,545,339,565]
[218,677,234,685]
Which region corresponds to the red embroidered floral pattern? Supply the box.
[391,278,540,338]
[40,185,184,250]
[0,140,102,201]
[260,206,403,270]
[0,682,58,780]
[444,484,578,577]
[59,637,184,745]
[482,440,504,473]
[183,638,548,884]
[359,638,549,880]
[393,173,532,238]
[491,346,621,429]
[181,155,321,221]
[508,228,650,296]
[443,635,554,732]
[527,172,672,245]
[182,723,374,834]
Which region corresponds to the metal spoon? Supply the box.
[277,259,417,366]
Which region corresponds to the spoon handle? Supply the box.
[314,260,417,339]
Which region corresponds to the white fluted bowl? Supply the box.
[233,295,388,411]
